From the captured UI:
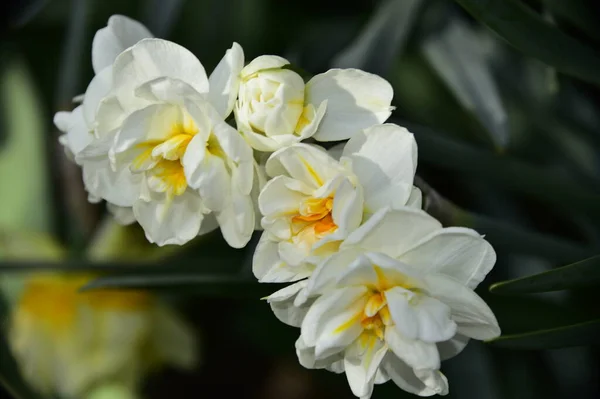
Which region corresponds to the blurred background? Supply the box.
[1,0,600,398]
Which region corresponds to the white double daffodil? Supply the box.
[253,124,421,299]
[270,207,500,398]
[9,274,197,399]
[55,15,153,225]
[234,55,395,152]
[56,15,258,247]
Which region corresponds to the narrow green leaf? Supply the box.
[415,179,593,263]
[81,273,287,299]
[331,0,424,75]
[542,0,600,42]
[0,231,66,261]
[401,120,600,219]
[0,332,39,399]
[487,318,600,349]
[490,255,600,295]
[453,0,600,86]
[422,20,508,149]
[0,61,49,234]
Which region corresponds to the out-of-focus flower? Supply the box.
[56,15,257,247]
[85,384,138,399]
[280,207,499,398]
[234,56,394,152]
[8,273,197,399]
[253,124,420,322]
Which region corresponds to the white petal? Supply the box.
[414,296,457,343]
[240,55,289,78]
[82,66,112,127]
[331,178,364,233]
[112,104,180,156]
[77,132,142,207]
[296,100,327,140]
[343,123,417,210]
[437,333,470,361]
[295,336,344,371]
[54,106,93,156]
[239,127,285,152]
[385,287,419,340]
[106,204,135,225]
[382,355,441,397]
[398,227,496,289]
[424,274,500,340]
[265,143,342,188]
[253,234,311,282]
[336,254,379,288]
[303,248,364,298]
[406,187,422,209]
[414,369,449,396]
[208,42,244,118]
[344,335,387,398]
[211,120,254,194]
[133,189,205,246]
[267,281,312,327]
[215,188,254,248]
[92,15,153,74]
[306,69,393,141]
[95,95,127,137]
[301,286,367,352]
[385,327,440,370]
[135,76,205,107]
[258,175,307,218]
[112,38,208,107]
[314,293,369,359]
[342,207,442,258]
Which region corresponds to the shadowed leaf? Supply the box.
[454,0,600,86]
[490,255,600,295]
[487,318,600,349]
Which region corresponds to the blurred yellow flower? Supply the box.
[8,273,197,399]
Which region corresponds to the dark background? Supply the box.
[1,0,600,398]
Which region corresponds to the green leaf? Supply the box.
[0,61,49,234]
[453,0,600,86]
[81,273,287,299]
[415,177,593,263]
[331,0,424,76]
[542,0,600,42]
[490,255,600,295]
[0,332,39,399]
[0,231,66,261]
[487,318,600,349]
[402,120,600,219]
[422,19,508,149]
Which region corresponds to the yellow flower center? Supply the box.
[131,111,199,198]
[17,274,152,333]
[291,196,338,250]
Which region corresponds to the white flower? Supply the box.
[61,15,256,247]
[234,55,395,152]
[54,15,152,225]
[253,124,421,297]
[273,207,499,398]
[8,274,197,399]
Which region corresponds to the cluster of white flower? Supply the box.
[56,15,500,398]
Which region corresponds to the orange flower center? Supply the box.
[291,196,338,250]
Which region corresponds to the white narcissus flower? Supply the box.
[253,124,421,320]
[60,15,257,247]
[9,274,197,399]
[234,55,395,152]
[281,207,499,398]
[54,15,152,225]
